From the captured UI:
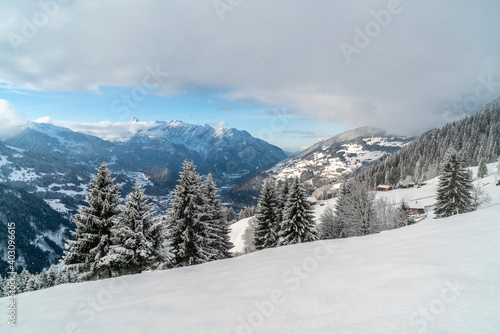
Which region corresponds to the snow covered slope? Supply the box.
[2,167,499,333]
[231,127,412,205]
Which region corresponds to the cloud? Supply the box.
[34,116,51,123]
[208,121,228,130]
[283,129,332,141]
[1,0,499,135]
[0,99,26,137]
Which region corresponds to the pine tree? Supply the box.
[37,270,48,290]
[18,269,31,293]
[277,178,290,223]
[254,178,280,249]
[62,162,121,281]
[349,181,377,236]
[202,173,233,260]
[225,207,237,223]
[477,158,488,178]
[239,206,256,220]
[0,276,4,297]
[104,181,170,276]
[25,275,38,292]
[435,151,474,218]
[165,161,211,267]
[55,269,68,286]
[278,178,318,245]
[333,182,352,238]
[46,264,58,288]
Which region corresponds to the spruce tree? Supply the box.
[277,178,290,224]
[333,182,352,238]
[103,181,170,276]
[254,178,280,249]
[435,151,474,218]
[46,264,58,288]
[18,269,30,293]
[37,270,48,290]
[225,207,237,223]
[62,162,121,281]
[0,276,4,297]
[165,161,211,267]
[25,275,38,292]
[202,173,233,260]
[477,158,488,178]
[278,178,318,245]
[349,181,377,236]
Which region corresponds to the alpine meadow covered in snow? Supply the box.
[1,1,500,333]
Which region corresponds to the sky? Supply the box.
[0,0,499,151]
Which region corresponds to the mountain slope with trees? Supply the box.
[356,98,500,188]
[0,184,71,276]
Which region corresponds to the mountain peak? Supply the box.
[131,117,139,123]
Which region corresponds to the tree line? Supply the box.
[356,98,500,188]
[59,160,232,282]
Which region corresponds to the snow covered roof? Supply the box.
[409,202,425,209]
[377,185,391,189]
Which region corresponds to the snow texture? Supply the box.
[1,164,499,333]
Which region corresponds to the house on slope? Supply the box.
[376,185,392,191]
[408,201,433,215]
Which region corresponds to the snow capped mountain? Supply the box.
[0,119,287,273]
[232,127,412,203]
[5,121,116,164]
[3,119,286,176]
[0,119,286,214]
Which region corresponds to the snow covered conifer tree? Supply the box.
[435,151,474,218]
[278,178,318,245]
[18,269,31,293]
[277,178,290,224]
[0,276,5,297]
[333,182,353,238]
[254,178,280,250]
[46,264,58,288]
[225,207,237,223]
[202,173,233,260]
[166,161,211,267]
[25,275,38,292]
[62,162,121,281]
[348,180,377,236]
[477,158,488,178]
[104,180,170,276]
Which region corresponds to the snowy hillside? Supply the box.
[231,162,444,253]
[269,127,411,184]
[231,127,412,205]
[2,166,499,333]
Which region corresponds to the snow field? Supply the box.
[0,164,498,333]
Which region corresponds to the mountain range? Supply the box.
[0,119,286,274]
